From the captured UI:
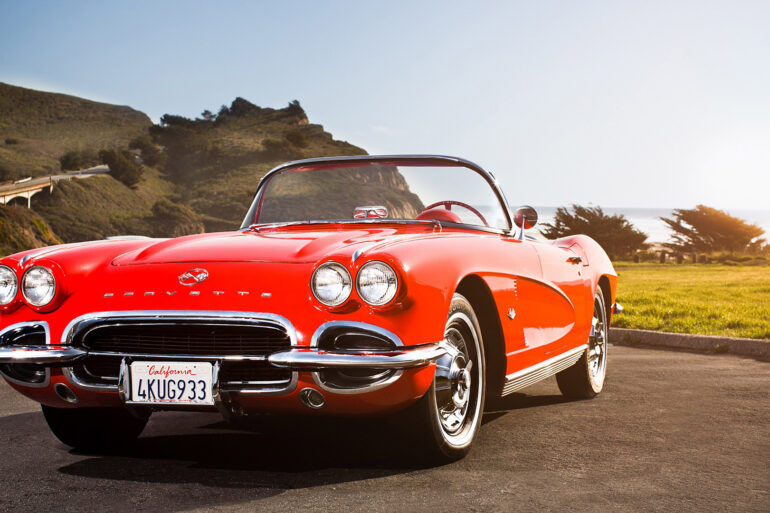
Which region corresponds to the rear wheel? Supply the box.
[399,293,486,462]
[556,287,608,398]
[42,405,149,452]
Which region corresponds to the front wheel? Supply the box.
[556,287,609,398]
[42,405,149,452]
[399,293,486,462]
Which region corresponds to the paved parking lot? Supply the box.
[0,345,767,512]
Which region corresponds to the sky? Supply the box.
[1,0,769,210]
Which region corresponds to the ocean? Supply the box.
[532,207,770,244]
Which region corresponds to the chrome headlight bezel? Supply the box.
[0,265,19,306]
[311,261,353,307]
[21,265,57,307]
[356,261,399,306]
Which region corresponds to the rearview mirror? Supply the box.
[514,205,538,239]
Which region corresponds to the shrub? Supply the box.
[60,149,100,171]
[59,151,83,171]
[4,137,19,145]
[99,149,144,188]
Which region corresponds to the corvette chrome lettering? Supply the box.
[103,290,261,297]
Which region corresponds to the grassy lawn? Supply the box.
[612,263,770,340]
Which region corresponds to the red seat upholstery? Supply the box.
[416,208,463,224]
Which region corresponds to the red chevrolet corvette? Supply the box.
[0,155,617,461]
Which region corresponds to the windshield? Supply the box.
[242,159,511,231]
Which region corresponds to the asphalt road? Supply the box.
[0,165,108,193]
[0,345,767,512]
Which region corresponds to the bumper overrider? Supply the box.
[0,312,448,397]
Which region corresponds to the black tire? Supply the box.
[41,405,149,452]
[556,287,609,399]
[398,293,486,463]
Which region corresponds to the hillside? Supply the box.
[0,85,424,257]
[151,97,369,230]
[0,82,151,180]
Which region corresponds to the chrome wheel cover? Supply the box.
[587,294,608,388]
[433,311,483,447]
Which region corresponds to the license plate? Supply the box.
[128,361,214,405]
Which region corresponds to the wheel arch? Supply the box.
[456,274,506,400]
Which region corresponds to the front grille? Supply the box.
[77,355,292,385]
[69,317,294,391]
[78,322,290,356]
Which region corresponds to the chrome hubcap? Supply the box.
[588,296,607,385]
[435,326,474,435]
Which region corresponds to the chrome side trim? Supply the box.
[268,343,447,369]
[502,344,587,396]
[61,310,298,346]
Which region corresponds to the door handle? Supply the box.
[567,256,582,265]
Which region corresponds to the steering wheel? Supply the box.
[420,200,489,227]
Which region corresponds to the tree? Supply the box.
[661,205,765,253]
[541,204,648,259]
[129,135,166,167]
[99,149,144,188]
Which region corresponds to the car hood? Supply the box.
[111,226,429,266]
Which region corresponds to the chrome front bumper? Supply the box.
[0,343,446,369]
[0,345,86,364]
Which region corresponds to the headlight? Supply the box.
[22,266,56,307]
[356,261,398,306]
[0,265,18,305]
[311,262,352,307]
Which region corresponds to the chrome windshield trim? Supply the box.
[240,154,515,234]
[267,342,446,370]
[61,310,298,346]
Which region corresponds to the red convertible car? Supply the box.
[0,155,617,461]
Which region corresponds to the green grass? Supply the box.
[613,263,770,340]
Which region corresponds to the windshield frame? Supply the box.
[240,154,515,235]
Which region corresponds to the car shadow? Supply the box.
[57,413,433,490]
[482,392,581,425]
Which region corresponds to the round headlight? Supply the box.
[311,262,352,307]
[22,266,56,307]
[0,265,18,305]
[357,261,398,306]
